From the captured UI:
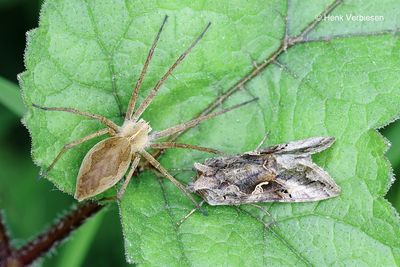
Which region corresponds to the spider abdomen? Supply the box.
[75,137,132,201]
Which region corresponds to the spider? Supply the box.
[32,15,256,211]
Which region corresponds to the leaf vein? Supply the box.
[157,177,191,267]
[83,0,123,115]
[238,207,313,266]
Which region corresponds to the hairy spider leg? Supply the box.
[117,155,141,199]
[150,142,223,155]
[130,22,212,122]
[40,128,109,177]
[32,104,119,132]
[150,98,258,140]
[140,150,207,215]
[125,15,169,121]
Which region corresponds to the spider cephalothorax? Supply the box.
[33,15,256,211]
[119,119,151,151]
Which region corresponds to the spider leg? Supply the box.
[131,22,211,122]
[140,150,207,215]
[117,154,141,199]
[32,104,119,132]
[149,142,224,155]
[125,16,168,120]
[41,128,110,177]
[150,98,258,140]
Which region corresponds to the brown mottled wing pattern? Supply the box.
[75,137,132,201]
[190,137,340,205]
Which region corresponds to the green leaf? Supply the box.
[21,0,400,265]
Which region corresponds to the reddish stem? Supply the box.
[3,202,102,267]
[0,214,12,267]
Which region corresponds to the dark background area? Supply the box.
[0,1,399,266]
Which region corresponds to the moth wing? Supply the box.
[259,136,335,156]
[262,155,341,202]
[75,137,132,201]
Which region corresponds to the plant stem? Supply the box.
[55,209,106,267]
[2,202,103,267]
[0,214,12,266]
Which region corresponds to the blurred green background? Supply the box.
[0,1,399,266]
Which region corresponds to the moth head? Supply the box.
[189,176,219,190]
[193,163,214,175]
[188,163,219,192]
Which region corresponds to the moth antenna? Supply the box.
[150,97,258,140]
[126,15,169,121]
[176,200,205,227]
[131,22,212,122]
[256,131,270,151]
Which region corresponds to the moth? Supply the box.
[189,137,341,205]
[32,15,256,211]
